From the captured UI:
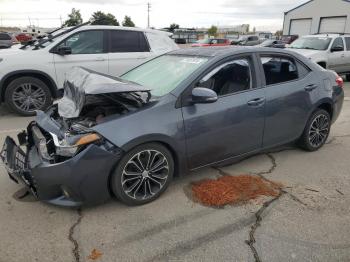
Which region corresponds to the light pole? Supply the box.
[147,2,151,28]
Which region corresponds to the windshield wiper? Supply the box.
[19,39,38,49]
[302,47,318,50]
[33,21,90,49]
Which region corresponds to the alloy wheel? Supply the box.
[121,150,170,200]
[12,83,46,113]
[308,114,329,148]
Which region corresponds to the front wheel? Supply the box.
[111,143,174,206]
[299,109,331,151]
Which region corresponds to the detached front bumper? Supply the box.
[1,132,122,207]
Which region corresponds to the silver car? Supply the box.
[0,32,14,48]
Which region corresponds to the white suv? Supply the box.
[287,34,350,81]
[0,25,178,115]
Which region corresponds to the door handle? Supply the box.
[95,57,106,61]
[247,98,265,106]
[305,84,317,92]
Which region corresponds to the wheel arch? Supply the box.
[120,136,186,178]
[314,99,333,120]
[0,70,58,103]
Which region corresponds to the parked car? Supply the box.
[1,47,344,207]
[258,40,285,48]
[287,34,350,81]
[281,35,298,44]
[191,38,231,47]
[174,38,186,44]
[231,35,261,46]
[0,32,16,48]
[0,24,179,116]
[14,33,33,43]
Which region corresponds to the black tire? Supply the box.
[111,143,174,206]
[5,76,52,116]
[299,109,331,152]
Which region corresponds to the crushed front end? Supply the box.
[1,120,122,207]
[0,67,151,207]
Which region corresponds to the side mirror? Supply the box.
[57,46,72,55]
[191,87,218,104]
[331,45,344,52]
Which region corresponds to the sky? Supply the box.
[0,0,307,32]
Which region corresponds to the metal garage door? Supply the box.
[319,17,347,34]
[290,19,312,36]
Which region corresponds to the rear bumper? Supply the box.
[1,135,122,207]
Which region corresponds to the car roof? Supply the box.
[75,25,171,36]
[302,34,349,38]
[167,46,298,58]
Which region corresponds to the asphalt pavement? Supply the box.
[0,83,350,262]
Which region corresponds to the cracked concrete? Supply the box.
[0,83,350,261]
[69,208,83,262]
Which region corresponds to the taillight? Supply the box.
[336,74,344,88]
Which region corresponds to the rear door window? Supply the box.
[110,30,149,53]
[260,56,299,85]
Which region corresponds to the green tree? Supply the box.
[207,25,218,37]
[275,30,283,37]
[169,23,180,32]
[91,11,119,26]
[122,16,135,27]
[64,8,83,27]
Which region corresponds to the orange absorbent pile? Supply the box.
[191,175,282,207]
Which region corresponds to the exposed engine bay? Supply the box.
[31,67,152,161]
[55,92,149,135]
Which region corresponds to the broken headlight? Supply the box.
[50,132,101,157]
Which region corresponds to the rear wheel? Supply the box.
[299,109,330,151]
[5,76,52,116]
[111,143,174,205]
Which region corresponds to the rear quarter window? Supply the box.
[260,55,310,85]
[145,32,177,52]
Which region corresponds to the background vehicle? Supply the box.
[0,24,179,116]
[0,32,16,48]
[14,33,33,43]
[281,35,298,44]
[287,34,350,81]
[191,38,231,47]
[1,47,344,207]
[231,35,261,46]
[258,40,285,48]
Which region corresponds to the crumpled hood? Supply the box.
[58,67,150,118]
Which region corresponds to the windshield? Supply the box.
[122,55,209,96]
[260,40,274,46]
[196,39,211,44]
[289,37,331,50]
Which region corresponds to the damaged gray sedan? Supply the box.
[0,47,344,207]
